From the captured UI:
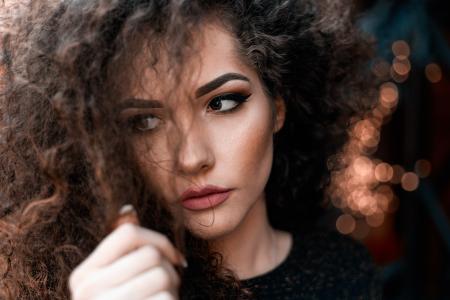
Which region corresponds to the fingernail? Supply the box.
[178,252,188,268]
[111,204,140,230]
[119,204,136,215]
[181,257,188,268]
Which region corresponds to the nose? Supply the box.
[175,126,214,176]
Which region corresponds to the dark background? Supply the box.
[326,1,450,299]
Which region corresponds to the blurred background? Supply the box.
[325,0,450,299]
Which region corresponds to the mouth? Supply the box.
[180,185,233,211]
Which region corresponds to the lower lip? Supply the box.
[181,191,232,211]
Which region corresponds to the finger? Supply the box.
[73,245,168,297]
[96,266,178,300]
[157,257,181,288]
[102,245,164,286]
[81,223,185,269]
[101,245,180,288]
[111,204,140,230]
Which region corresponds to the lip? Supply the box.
[180,185,232,211]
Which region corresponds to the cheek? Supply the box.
[212,97,274,192]
[132,135,177,198]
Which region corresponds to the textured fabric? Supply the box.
[240,230,383,300]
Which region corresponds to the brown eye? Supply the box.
[128,114,161,132]
[207,93,251,113]
[209,98,225,111]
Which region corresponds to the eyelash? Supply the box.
[128,92,251,133]
[206,92,251,113]
[126,113,161,133]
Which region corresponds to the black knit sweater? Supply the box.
[239,230,383,300]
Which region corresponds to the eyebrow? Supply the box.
[118,98,163,111]
[119,72,250,111]
[195,72,250,98]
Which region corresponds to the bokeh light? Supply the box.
[390,164,405,184]
[379,82,399,108]
[414,159,432,178]
[374,162,394,182]
[392,40,411,59]
[401,172,420,191]
[352,219,370,240]
[336,214,356,235]
[392,57,411,76]
[366,212,385,228]
[327,44,429,236]
[391,67,409,83]
[425,63,443,83]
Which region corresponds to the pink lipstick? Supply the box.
[180,185,232,211]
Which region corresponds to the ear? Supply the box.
[273,96,286,134]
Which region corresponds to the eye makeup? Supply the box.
[122,91,252,134]
[207,92,251,114]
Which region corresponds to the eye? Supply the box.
[207,93,251,113]
[128,114,161,132]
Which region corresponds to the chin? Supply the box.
[184,208,244,240]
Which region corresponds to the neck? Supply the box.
[209,193,292,280]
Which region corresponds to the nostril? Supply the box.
[179,157,213,176]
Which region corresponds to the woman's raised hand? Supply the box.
[69,205,186,300]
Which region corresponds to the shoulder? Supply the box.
[292,230,383,299]
[297,230,374,268]
[240,230,382,299]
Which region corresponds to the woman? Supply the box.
[0,0,381,299]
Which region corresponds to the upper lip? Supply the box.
[180,185,231,202]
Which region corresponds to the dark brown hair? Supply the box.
[0,0,373,299]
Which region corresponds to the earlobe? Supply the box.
[273,96,286,133]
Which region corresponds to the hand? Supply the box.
[69,206,186,300]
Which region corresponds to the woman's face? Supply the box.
[119,23,285,240]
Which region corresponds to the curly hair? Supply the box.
[0,0,373,299]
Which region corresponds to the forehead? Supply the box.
[130,22,252,101]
